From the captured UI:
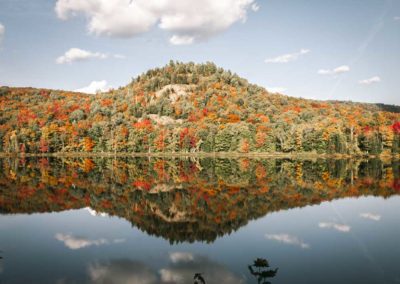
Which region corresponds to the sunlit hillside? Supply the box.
[1,61,400,155]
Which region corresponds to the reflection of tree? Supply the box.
[248,258,278,284]
[194,273,206,284]
[0,157,399,243]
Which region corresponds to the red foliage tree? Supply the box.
[392,122,400,134]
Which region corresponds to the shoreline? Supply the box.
[0,152,398,159]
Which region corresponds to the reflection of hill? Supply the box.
[0,157,399,243]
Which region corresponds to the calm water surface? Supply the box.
[0,157,399,283]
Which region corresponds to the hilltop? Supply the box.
[1,61,400,155]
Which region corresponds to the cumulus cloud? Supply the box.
[169,35,195,45]
[264,233,310,249]
[56,48,108,64]
[360,213,381,221]
[359,76,381,85]
[318,222,351,232]
[55,0,258,44]
[55,233,125,250]
[266,86,287,94]
[75,80,113,94]
[318,65,350,75]
[265,49,310,63]
[0,23,5,44]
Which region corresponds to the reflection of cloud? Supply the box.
[55,233,125,250]
[160,253,244,284]
[319,222,351,232]
[85,207,108,217]
[88,259,158,284]
[360,213,381,221]
[113,238,126,244]
[86,255,244,284]
[264,233,310,249]
[169,252,194,263]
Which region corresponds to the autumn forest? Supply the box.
[1,61,400,156]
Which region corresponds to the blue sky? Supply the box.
[0,0,399,104]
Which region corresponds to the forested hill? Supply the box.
[1,61,400,155]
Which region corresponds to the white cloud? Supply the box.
[266,86,287,94]
[359,76,381,85]
[360,213,381,221]
[169,35,195,45]
[265,49,310,63]
[75,80,113,94]
[55,0,258,44]
[318,65,350,75]
[318,222,351,232]
[169,252,194,263]
[56,48,107,64]
[251,3,260,12]
[55,233,125,250]
[113,54,126,59]
[394,16,400,21]
[265,233,310,249]
[0,23,5,44]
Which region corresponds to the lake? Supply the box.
[0,157,399,283]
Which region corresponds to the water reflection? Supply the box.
[0,157,399,243]
[56,254,247,284]
[87,259,158,284]
[248,258,278,284]
[1,157,400,283]
[264,234,310,249]
[159,253,244,284]
[54,233,125,250]
[194,273,206,284]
